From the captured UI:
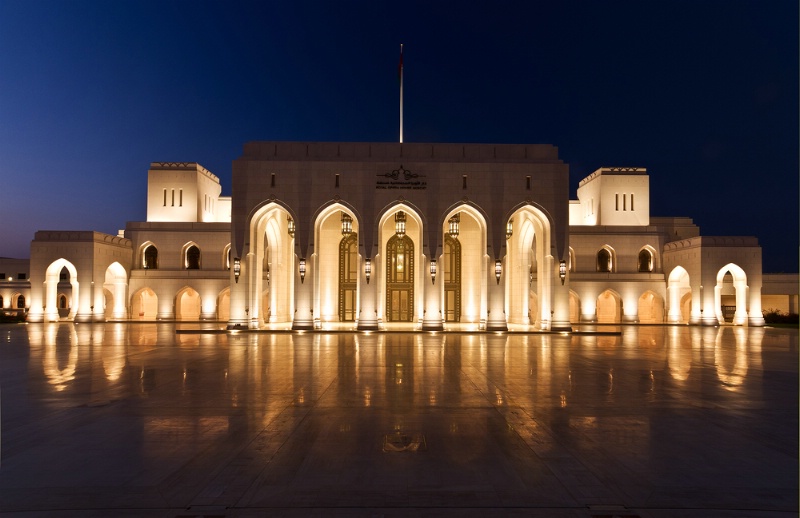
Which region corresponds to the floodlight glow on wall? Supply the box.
[495,260,502,284]
[287,216,295,238]
[430,259,437,284]
[299,258,306,284]
[395,211,406,236]
[364,259,372,284]
[559,260,567,285]
[448,213,460,238]
[341,212,353,236]
[506,219,513,240]
[233,257,241,283]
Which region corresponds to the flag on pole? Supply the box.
[398,44,404,84]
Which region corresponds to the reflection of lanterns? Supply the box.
[495,260,502,284]
[364,259,371,284]
[506,218,513,240]
[395,211,406,236]
[559,260,567,285]
[299,258,306,284]
[448,213,460,238]
[430,259,437,285]
[233,257,241,283]
[287,216,295,238]
[341,212,353,236]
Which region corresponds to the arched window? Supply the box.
[185,245,201,270]
[638,249,653,272]
[143,245,158,269]
[16,295,25,309]
[59,295,68,309]
[597,248,612,272]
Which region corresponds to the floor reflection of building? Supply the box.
[384,334,414,412]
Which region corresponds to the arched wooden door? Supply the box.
[444,234,461,322]
[386,235,414,322]
[338,232,358,321]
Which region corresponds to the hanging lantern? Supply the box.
[495,259,502,284]
[506,218,513,240]
[364,258,372,284]
[395,211,406,236]
[233,257,241,283]
[430,259,437,285]
[559,260,567,285]
[287,216,295,238]
[341,212,353,236]
[448,213,460,238]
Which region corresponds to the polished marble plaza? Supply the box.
[0,323,796,517]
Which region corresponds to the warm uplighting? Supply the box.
[395,211,406,236]
[299,258,306,283]
[506,218,513,240]
[495,259,502,284]
[341,212,353,236]
[559,260,567,285]
[430,259,437,284]
[448,213,460,238]
[233,257,241,283]
[364,258,371,284]
[287,216,295,237]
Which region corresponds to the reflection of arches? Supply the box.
[569,291,581,323]
[142,243,158,269]
[43,325,78,391]
[131,287,158,320]
[597,247,614,272]
[217,288,230,321]
[183,243,201,270]
[386,234,414,322]
[715,327,748,389]
[596,289,621,323]
[715,263,748,325]
[175,287,201,320]
[638,290,664,323]
[443,234,461,322]
[339,232,358,322]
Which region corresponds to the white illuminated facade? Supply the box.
[8,142,796,330]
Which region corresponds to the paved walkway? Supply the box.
[0,324,796,517]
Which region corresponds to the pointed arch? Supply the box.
[443,204,488,326]
[638,290,664,323]
[378,204,424,324]
[597,289,622,323]
[131,287,158,320]
[175,286,201,320]
[44,259,79,321]
[140,242,159,269]
[716,263,748,325]
[182,242,201,270]
[569,290,581,323]
[597,246,615,272]
[217,287,231,321]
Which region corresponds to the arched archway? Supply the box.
[131,287,158,320]
[569,290,581,323]
[175,287,201,320]
[44,259,79,321]
[103,262,127,320]
[716,263,748,325]
[141,242,159,269]
[667,266,693,323]
[442,205,488,327]
[505,205,553,329]
[638,290,664,323]
[596,289,622,323]
[378,204,424,326]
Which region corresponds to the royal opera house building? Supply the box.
[2,141,797,331]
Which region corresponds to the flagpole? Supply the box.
[399,43,404,144]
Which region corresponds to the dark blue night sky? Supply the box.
[1,1,796,272]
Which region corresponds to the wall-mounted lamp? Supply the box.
[448,213,460,238]
[364,258,372,284]
[299,258,306,284]
[395,211,406,237]
[495,259,502,284]
[341,212,353,236]
[233,257,241,283]
[287,216,295,238]
[506,218,513,240]
[430,259,437,284]
[559,260,567,285]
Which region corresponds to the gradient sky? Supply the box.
[1,0,797,272]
